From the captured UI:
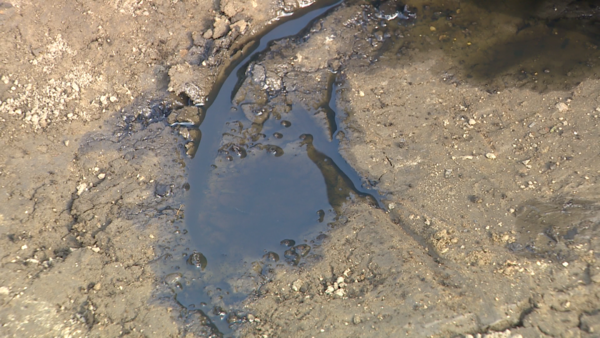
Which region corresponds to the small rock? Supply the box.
[164,273,182,285]
[97,173,106,180]
[0,286,9,295]
[444,169,452,178]
[212,17,230,39]
[247,314,255,322]
[292,279,303,292]
[76,183,87,195]
[93,282,102,291]
[187,252,208,270]
[353,315,361,324]
[262,251,279,262]
[203,29,213,39]
[231,20,248,33]
[188,129,201,142]
[292,244,311,257]
[333,288,345,297]
[185,142,197,157]
[485,153,496,159]
[556,102,569,112]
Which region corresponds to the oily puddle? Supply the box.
[177,93,377,332]
[161,1,379,333]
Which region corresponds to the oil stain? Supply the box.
[510,197,600,261]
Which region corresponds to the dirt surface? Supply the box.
[1,0,600,337]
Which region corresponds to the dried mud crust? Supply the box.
[0,0,314,337]
[235,1,600,338]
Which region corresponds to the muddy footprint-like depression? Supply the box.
[1,0,600,337]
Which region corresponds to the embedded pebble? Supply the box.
[229,144,247,158]
[280,239,295,247]
[292,279,303,292]
[556,102,569,112]
[213,17,230,39]
[164,272,183,285]
[266,145,284,157]
[284,249,300,265]
[76,183,87,195]
[262,251,279,262]
[185,142,197,157]
[188,129,202,142]
[155,183,173,197]
[317,209,325,222]
[316,233,330,242]
[187,252,207,270]
[293,244,311,257]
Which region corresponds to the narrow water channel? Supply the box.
[174,1,381,334]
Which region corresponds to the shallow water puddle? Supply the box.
[367,0,600,91]
[172,1,378,332]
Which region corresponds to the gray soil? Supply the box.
[1,0,600,338]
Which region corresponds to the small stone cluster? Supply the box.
[324,276,346,298]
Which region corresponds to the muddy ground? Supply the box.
[1,0,600,337]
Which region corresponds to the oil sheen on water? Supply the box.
[173,0,379,334]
